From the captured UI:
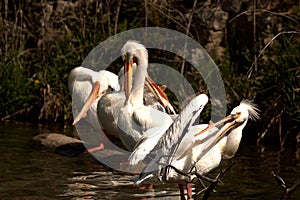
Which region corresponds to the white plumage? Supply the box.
[132,100,259,200]
[117,40,174,151]
[68,66,120,129]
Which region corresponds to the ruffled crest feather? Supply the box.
[240,99,260,121]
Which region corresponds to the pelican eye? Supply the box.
[230,112,241,119]
[235,112,241,118]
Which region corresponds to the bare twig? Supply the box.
[228,8,300,78]
[146,1,191,37]
[93,1,99,43]
[272,171,300,200]
[180,0,198,75]
[248,31,300,78]
[144,0,148,28]
[257,110,284,144]
[229,9,299,25]
[106,0,112,37]
[1,105,35,121]
[279,116,282,147]
[4,0,8,62]
[193,163,235,200]
[224,80,240,99]
[114,0,122,35]
[144,0,148,39]
[253,0,257,73]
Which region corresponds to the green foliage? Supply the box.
[223,5,300,146]
[256,35,300,145]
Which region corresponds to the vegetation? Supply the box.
[0,0,299,148]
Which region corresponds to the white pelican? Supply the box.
[68,66,120,151]
[96,63,175,139]
[117,40,174,151]
[69,66,120,126]
[131,100,259,200]
[71,61,175,153]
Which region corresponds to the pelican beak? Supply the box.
[72,81,100,125]
[124,55,133,100]
[194,114,236,137]
[145,75,176,114]
[200,113,242,155]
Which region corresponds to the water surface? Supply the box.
[0,122,299,199]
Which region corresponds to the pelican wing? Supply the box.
[129,94,208,165]
[129,125,170,165]
[68,67,89,94]
[102,70,120,92]
[132,106,173,131]
[97,91,126,136]
[172,124,210,160]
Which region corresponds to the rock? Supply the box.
[212,8,228,31]
[197,6,228,31]
[32,133,86,156]
[205,30,226,61]
[195,4,228,61]
[207,30,224,43]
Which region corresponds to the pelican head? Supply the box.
[220,100,260,158]
[230,100,260,124]
[200,100,260,158]
[120,41,175,113]
[121,41,148,100]
[121,40,148,65]
[217,100,260,134]
[70,67,119,126]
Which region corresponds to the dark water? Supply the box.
[0,122,299,199]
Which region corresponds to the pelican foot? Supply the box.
[186,182,193,200]
[178,182,193,200]
[87,143,104,153]
[178,183,186,200]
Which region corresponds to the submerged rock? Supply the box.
[32,133,86,156]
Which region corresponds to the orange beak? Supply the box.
[199,113,242,156]
[124,55,133,100]
[123,56,175,114]
[194,114,235,137]
[145,75,176,114]
[72,81,100,125]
